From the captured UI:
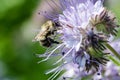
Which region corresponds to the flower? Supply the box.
[36,0,120,80]
[56,0,109,72]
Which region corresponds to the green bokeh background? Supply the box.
[0,0,120,80]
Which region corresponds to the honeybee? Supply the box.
[34,20,60,47]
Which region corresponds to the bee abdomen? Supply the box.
[41,41,51,47]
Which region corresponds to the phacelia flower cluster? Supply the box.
[35,0,120,80]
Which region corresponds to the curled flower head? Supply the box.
[35,0,120,79]
[90,5,119,36]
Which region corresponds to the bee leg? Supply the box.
[53,40,59,44]
[48,38,59,44]
[40,38,51,47]
[41,41,51,47]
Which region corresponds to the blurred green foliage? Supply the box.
[0,0,51,80]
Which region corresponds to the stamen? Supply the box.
[76,35,82,51]
[53,46,74,65]
[48,68,62,80]
[38,44,64,63]
[46,66,60,74]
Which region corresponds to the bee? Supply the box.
[34,20,60,47]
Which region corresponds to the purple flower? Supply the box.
[35,0,120,80]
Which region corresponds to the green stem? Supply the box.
[105,43,120,60]
[108,56,120,66]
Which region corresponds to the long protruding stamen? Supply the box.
[47,62,70,80]
[36,53,61,58]
[76,35,82,51]
[51,69,63,80]
[38,44,64,63]
[46,66,60,75]
[53,46,74,65]
[48,68,62,80]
